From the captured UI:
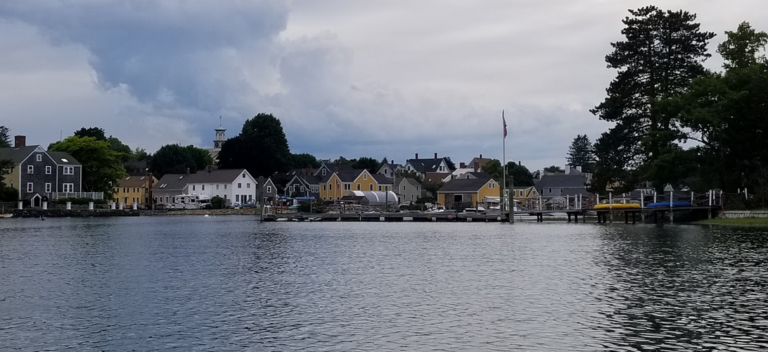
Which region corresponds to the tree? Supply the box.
[49,136,124,197]
[669,22,768,193]
[352,157,380,173]
[332,156,352,165]
[591,6,715,190]
[481,159,535,187]
[132,147,151,162]
[718,21,768,70]
[108,136,132,163]
[0,126,10,148]
[380,157,389,167]
[290,153,320,169]
[543,165,564,173]
[149,144,213,178]
[566,134,595,172]
[217,113,292,177]
[74,127,107,141]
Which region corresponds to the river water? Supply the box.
[1,216,767,351]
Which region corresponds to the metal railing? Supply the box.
[50,192,105,200]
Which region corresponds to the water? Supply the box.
[2,217,768,351]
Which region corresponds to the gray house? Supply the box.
[535,174,590,198]
[257,176,278,204]
[0,136,83,207]
[377,161,404,178]
[152,173,192,206]
[396,177,422,204]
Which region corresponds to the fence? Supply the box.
[514,190,724,211]
[50,192,104,200]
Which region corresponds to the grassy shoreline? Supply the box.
[696,218,768,225]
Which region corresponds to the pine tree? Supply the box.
[590,6,715,192]
[566,134,595,173]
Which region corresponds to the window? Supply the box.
[369,184,373,191]
[63,166,74,175]
[26,183,33,192]
[27,165,34,174]
[216,184,219,190]
[36,154,42,161]
[300,186,304,192]
[357,184,361,191]
[329,184,333,191]
[378,185,382,191]
[323,185,327,191]
[247,183,250,189]
[267,186,272,193]
[238,183,242,189]
[44,183,51,193]
[63,183,74,192]
[224,185,227,189]
[322,169,327,176]
[236,195,240,202]
[363,173,367,180]
[45,166,51,174]
[192,185,196,191]
[242,173,246,178]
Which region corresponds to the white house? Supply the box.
[184,168,257,206]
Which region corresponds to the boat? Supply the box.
[646,201,692,208]
[594,203,641,210]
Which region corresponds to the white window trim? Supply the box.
[36,154,42,161]
[27,165,34,174]
[267,186,272,193]
[45,183,51,193]
[27,182,33,192]
[45,166,52,174]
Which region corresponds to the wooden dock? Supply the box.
[261,212,509,222]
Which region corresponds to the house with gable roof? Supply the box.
[403,153,455,179]
[284,168,321,199]
[377,160,404,178]
[0,135,85,207]
[113,175,157,207]
[437,171,500,211]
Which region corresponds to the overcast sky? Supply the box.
[1,1,765,171]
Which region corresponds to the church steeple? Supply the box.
[213,116,226,150]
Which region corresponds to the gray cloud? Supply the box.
[1,0,766,171]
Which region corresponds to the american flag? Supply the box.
[503,110,507,139]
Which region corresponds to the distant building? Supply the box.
[207,121,226,162]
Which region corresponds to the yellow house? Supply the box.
[113,175,157,207]
[320,170,395,201]
[513,186,539,202]
[437,172,499,210]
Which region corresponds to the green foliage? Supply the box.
[380,157,388,167]
[352,157,380,173]
[591,6,716,191]
[718,21,768,69]
[74,127,107,141]
[49,136,125,197]
[332,156,352,165]
[566,134,595,173]
[108,137,132,163]
[543,165,564,173]
[290,153,320,169]
[482,159,535,187]
[132,147,151,162]
[0,186,18,202]
[149,144,213,178]
[217,113,292,177]
[211,196,225,209]
[0,126,10,148]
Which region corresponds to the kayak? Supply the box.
[594,203,641,210]
[646,202,692,208]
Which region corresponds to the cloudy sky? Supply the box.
[1,1,765,171]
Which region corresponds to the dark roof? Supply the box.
[117,175,154,188]
[319,170,360,184]
[47,151,81,165]
[406,157,455,173]
[535,174,587,192]
[438,178,493,193]
[152,174,192,191]
[187,169,249,183]
[372,174,393,185]
[303,175,321,185]
[0,146,42,163]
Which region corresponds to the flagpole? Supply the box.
[502,110,506,216]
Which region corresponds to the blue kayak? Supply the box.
[646,201,692,208]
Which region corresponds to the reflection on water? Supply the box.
[1,217,767,350]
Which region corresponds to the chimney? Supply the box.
[14,135,25,148]
[391,159,394,165]
[434,152,438,159]
[415,153,419,160]
[518,161,521,166]
[480,154,483,159]
[473,161,479,172]
[460,162,466,168]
